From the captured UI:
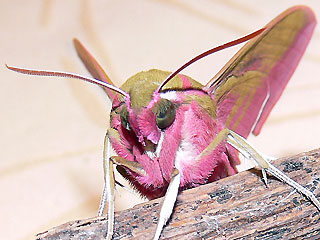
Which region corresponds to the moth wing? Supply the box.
[204,6,316,138]
[73,38,116,99]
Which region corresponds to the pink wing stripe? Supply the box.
[179,74,192,89]
[253,10,316,134]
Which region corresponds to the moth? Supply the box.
[7,5,319,240]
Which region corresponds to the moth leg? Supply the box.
[227,129,320,211]
[110,156,146,176]
[114,180,135,195]
[98,134,147,239]
[98,135,115,240]
[153,168,181,240]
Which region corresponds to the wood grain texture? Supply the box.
[37,148,320,240]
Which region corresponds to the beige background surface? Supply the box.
[1,1,320,239]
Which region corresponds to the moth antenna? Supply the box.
[156,27,266,93]
[6,64,130,99]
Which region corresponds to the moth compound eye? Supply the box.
[155,99,176,129]
[120,108,131,130]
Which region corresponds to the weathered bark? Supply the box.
[37,148,320,240]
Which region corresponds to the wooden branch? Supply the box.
[36,148,320,240]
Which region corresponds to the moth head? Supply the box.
[112,70,182,145]
[117,98,176,131]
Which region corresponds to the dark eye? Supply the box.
[120,108,131,130]
[155,99,176,129]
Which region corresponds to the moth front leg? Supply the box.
[153,168,181,240]
[226,129,320,211]
[98,135,115,240]
[99,133,147,240]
